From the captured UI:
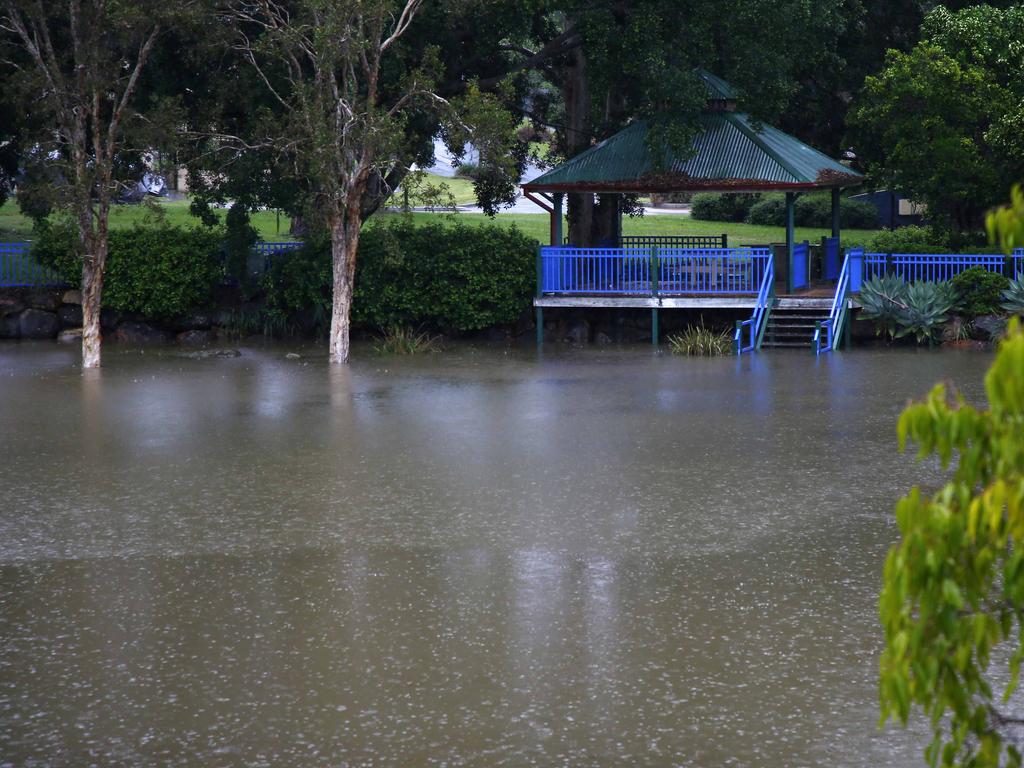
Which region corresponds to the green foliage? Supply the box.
[868,226,951,255]
[223,205,259,292]
[32,220,224,318]
[794,195,878,229]
[988,185,1024,255]
[859,274,910,339]
[667,321,732,356]
[1002,274,1024,316]
[895,281,957,345]
[858,275,958,344]
[949,267,1009,318]
[263,218,536,334]
[881,320,1024,768]
[745,195,789,227]
[739,193,877,228]
[690,193,760,223]
[372,326,441,355]
[848,5,1024,234]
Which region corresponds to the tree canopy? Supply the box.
[848,5,1024,236]
[881,316,1024,767]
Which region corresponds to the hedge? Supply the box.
[31,221,224,318]
[692,191,878,229]
[690,193,760,223]
[263,217,537,334]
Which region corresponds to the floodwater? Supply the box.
[0,340,993,766]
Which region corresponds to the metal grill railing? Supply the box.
[621,234,727,250]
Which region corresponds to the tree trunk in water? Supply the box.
[328,216,361,363]
[80,235,106,369]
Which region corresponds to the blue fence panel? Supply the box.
[823,237,840,281]
[791,241,810,291]
[540,246,650,294]
[658,247,770,294]
[0,242,66,288]
[1015,248,1024,276]
[539,246,771,296]
[848,248,865,292]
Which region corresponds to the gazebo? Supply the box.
[522,72,864,351]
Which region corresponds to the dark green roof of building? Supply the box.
[524,112,863,194]
[697,69,736,101]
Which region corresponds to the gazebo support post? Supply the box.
[535,246,544,346]
[831,188,841,243]
[785,192,795,294]
[551,193,564,246]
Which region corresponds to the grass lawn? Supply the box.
[1,193,880,248]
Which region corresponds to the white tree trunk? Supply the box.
[328,218,359,363]
[80,238,106,369]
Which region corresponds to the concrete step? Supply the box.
[762,340,814,348]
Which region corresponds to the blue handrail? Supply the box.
[734,255,774,354]
[813,248,854,355]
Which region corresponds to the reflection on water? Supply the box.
[0,341,993,765]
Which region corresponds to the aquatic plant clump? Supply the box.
[372,325,442,355]
[667,322,732,356]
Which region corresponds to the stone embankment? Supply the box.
[0,288,222,345]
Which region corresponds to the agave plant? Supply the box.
[1002,271,1024,315]
[858,274,909,339]
[894,281,956,345]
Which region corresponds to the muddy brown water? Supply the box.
[0,341,993,766]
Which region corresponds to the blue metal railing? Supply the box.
[813,248,854,355]
[791,240,810,291]
[539,246,772,296]
[859,252,1014,284]
[849,251,1024,291]
[0,242,66,287]
[734,255,775,354]
[253,241,303,271]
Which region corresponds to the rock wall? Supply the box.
[0,288,223,346]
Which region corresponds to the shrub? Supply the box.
[948,266,1009,317]
[667,320,732,356]
[263,218,537,334]
[794,195,878,229]
[858,274,910,339]
[32,220,224,318]
[690,193,760,222]
[895,282,957,345]
[744,194,788,226]
[1002,272,1024,315]
[867,226,950,254]
[742,193,878,228]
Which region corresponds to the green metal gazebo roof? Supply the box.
[524,112,863,194]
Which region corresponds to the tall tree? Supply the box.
[0,0,182,368]
[526,0,851,245]
[847,5,1024,237]
[219,0,524,363]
